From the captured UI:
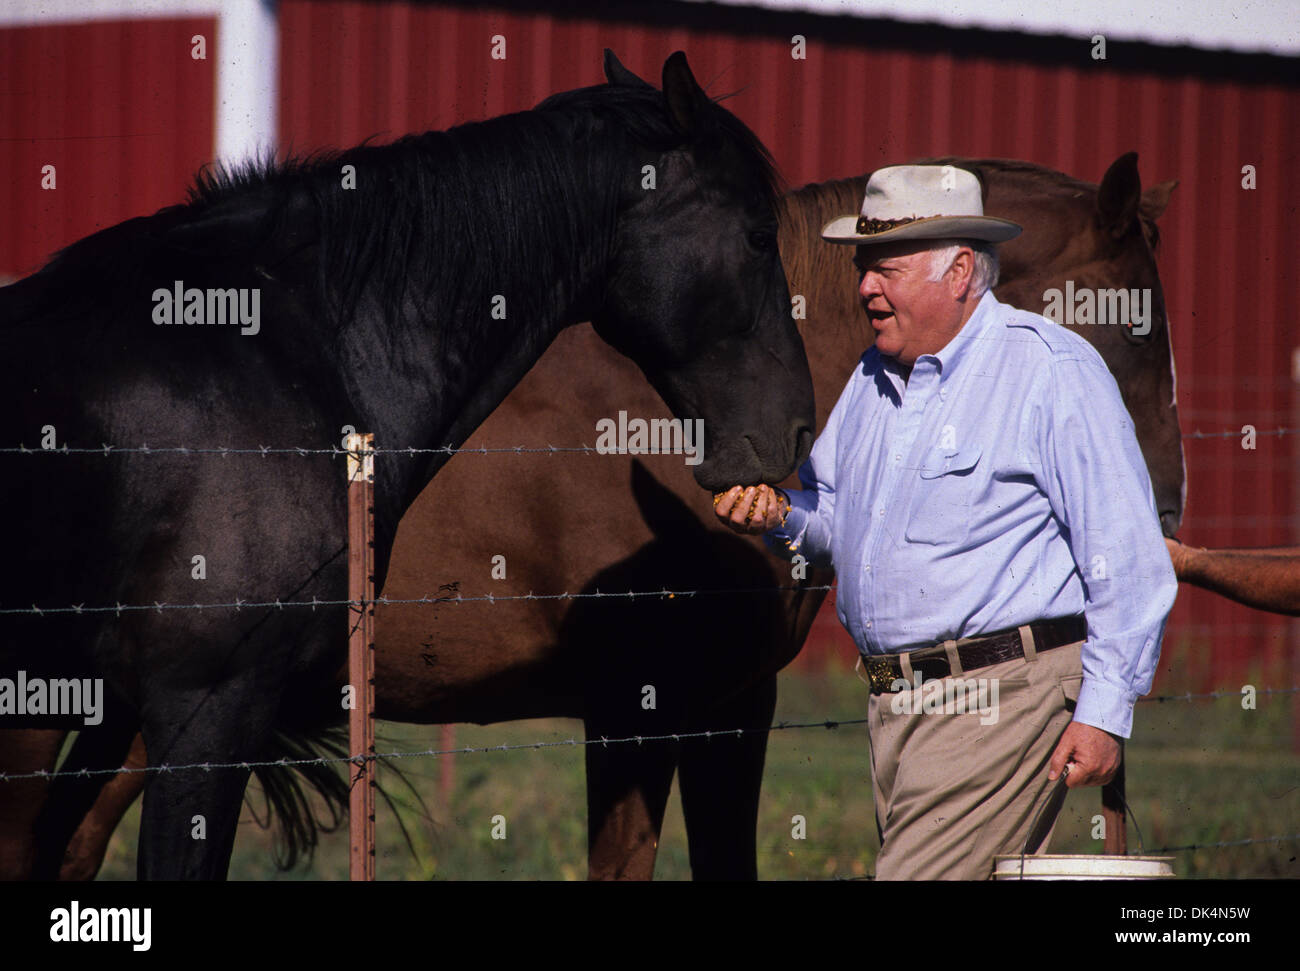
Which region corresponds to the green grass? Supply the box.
[94,637,1299,880]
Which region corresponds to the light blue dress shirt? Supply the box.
[765,290,1177,738]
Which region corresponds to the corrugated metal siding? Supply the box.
[0,18,217,280]
[278,1,1298,691]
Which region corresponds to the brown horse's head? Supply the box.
[951,154,1184,536]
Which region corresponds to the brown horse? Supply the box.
[2,153,1181,880]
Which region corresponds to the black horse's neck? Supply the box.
[179,85,686,573]
[306,100,632,550]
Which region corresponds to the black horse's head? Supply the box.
[543,52,815,492]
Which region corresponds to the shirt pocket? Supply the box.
[904,445,982,545]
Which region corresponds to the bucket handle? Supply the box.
[1014,763,1148,878]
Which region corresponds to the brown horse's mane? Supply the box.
[777,176,867,331]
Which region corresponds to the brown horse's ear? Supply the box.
[662,51,710,135]
[604,50,652,89]
[1141,179,1178,221]
[1098,152,1142,238]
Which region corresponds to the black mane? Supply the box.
[180,81,783,333]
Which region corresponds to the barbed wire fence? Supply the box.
[4,686,1298,786]
[2,685,1295,873]
[2,429,1296,877]
[3,423,1298,456]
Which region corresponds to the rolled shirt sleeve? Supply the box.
[1034,350,1178,738]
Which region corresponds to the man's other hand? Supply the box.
[1048,721,1122,787]
[714,484,788,534]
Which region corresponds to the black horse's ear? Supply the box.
[662,51,711,135]
[603,49,652,88]
[1097,151,1142,238]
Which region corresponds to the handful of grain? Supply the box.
[713,486,787,526]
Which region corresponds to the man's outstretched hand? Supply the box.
[714,484,789,535]
[1049,721,1122,787]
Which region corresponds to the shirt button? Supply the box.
[865,622,872,629]
[877,507,885,517]
[865,565,871,572]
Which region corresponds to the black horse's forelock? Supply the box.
[184,80,783,334]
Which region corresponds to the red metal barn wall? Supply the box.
[0,17,216,280]
[278,1,1298,693]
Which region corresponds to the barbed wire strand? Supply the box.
[1148,834,1300,852]
[3,685,1295,785]
[0,445,591,456]
[1144,687,1298,702]
[1,425,1296,457]
[0,717,863,783]
[0,585,836,616]
[11,583,1300,619]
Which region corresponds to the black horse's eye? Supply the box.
[1122,318,1157,344]
[748,229,777,251]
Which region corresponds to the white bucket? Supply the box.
[993,854,1175,880]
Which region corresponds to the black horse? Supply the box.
[0,51,814,880]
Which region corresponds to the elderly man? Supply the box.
[715,164,1178,879]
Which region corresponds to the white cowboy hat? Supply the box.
[821,164,1022,245]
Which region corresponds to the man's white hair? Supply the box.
[926,239,999,297]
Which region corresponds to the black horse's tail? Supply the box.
[247,721,429,872]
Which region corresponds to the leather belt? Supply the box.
[860,616,1086,694]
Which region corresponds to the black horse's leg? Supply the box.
[580,638,686,881]
[676,672,778,880]
[31,704,138,880]
[582,710,680,881]
[136,681,277,880]
[0,729,66,879]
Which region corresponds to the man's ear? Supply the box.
[950,247,976,299]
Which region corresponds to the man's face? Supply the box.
[854,240,966,365]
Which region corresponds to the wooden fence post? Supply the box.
[346,433,376,880]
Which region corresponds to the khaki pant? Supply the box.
[867,639,1084,880]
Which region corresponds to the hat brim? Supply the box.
[820,214,1022,246]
